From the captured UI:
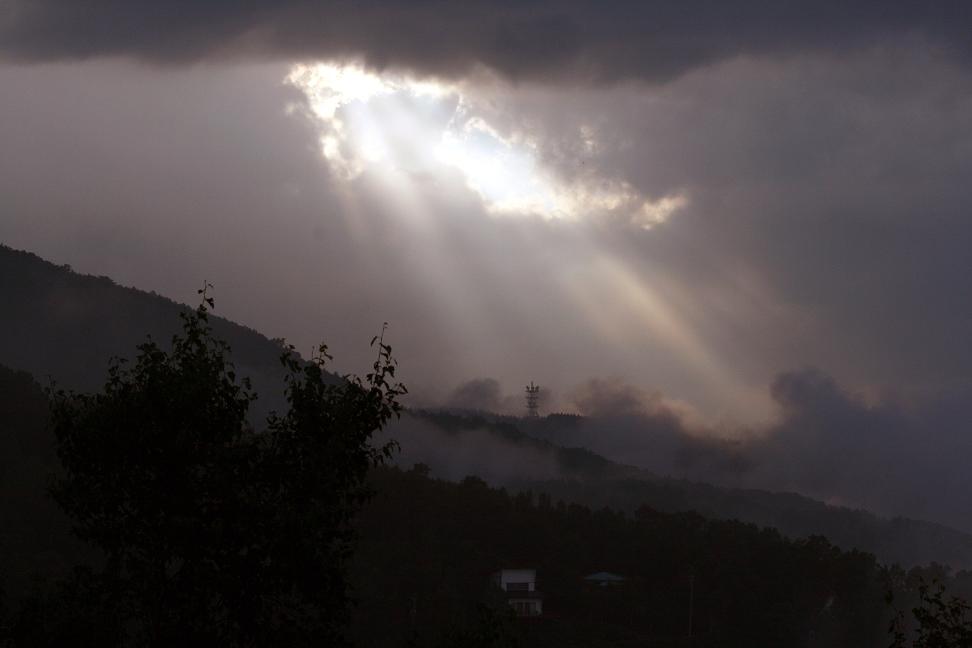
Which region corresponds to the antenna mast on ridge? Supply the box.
[525,381,541,418]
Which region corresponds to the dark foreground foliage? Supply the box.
[6,292,404,646]
[888,577,972,648]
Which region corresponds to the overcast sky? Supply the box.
[3,1,972,526]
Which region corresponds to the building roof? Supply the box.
[583,571,626,582]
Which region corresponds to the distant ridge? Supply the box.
[401,410,972,569]
[0,243,338,419]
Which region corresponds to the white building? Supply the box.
[492,568,543,617]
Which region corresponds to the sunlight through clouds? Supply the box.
[287,62,686,225]
[434,116,560,215]
[282,62,753,420]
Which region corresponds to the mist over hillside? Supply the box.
[435,373,972,538]
[385,410,972,570]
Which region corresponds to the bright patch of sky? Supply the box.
[287,63,684,227]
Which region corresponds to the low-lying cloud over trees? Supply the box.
[423,370,972,534]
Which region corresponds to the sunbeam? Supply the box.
[283,60,755,419]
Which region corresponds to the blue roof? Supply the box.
[584,572,626,582]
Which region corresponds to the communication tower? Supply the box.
[525,381,541,418]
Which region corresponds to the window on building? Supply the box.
[506,582,529,591]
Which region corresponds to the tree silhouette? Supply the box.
[889,578,972,648]
[45,290,405,646]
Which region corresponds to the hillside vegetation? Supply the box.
[396,411,972,569]
[0,244,324,420]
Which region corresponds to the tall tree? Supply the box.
[46,289,404,646]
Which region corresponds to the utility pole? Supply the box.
[687,571,695,640]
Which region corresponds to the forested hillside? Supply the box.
[0,244,327,420]
[393,411,972,569]
[351,466,972,648]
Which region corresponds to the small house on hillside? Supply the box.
[492,568,543,617]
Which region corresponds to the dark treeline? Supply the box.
[351,465,972,647]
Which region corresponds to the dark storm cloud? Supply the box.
[3,1,972,82]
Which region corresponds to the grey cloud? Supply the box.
[3,1,972,83]
[446,377,502,412]
[380,413,562,484]
[527,377,752,484]
[445,378,553,418]
[569,377,660,418]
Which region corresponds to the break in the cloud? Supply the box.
[285,62,684,225]
[3,0,972,84]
